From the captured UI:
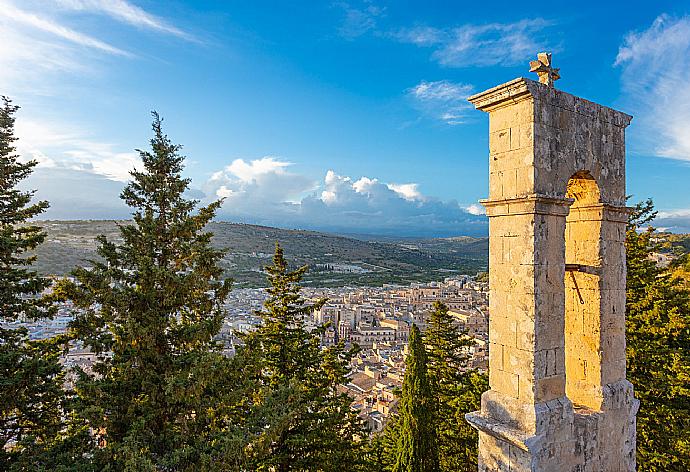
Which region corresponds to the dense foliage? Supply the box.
[239,243,365,471]
[0,97,71,470]
[425,301,487,471]
[626,200,690,471]
[392,324,439,472]
[54,113,241,470]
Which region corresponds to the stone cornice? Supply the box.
[468,77,633,128]
[480,195,574,217]
[467,77,534,112]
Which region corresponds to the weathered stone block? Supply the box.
[491,129,512,155]
[491,369,520,399]
[535,375,566,402]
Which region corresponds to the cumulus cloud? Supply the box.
[387,183,422,201]
[206,163,486,237]
[407,80,475,125]
[465,204,486,216]
[395,19,553,67]
[616,15,690,161]
[205,157,317,220]
[20,150,486,236]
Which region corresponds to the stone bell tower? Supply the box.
[465,53,639,471]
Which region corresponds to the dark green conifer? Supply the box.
[366,414,400,471]
[241,243,364,471]
[0,96,70,469]
[393,324,438,472]
[625,199,690,470]
[55,113,234,470]
[424,301,487,471]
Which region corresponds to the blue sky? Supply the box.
[3,0,690,236]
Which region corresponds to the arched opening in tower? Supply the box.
[564,171,603,410]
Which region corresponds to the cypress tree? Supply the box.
[393,324,438,472]
[625,199,690,470]
[241,243,364,471]
[367,414,400,471]
[54,113,235,470]
[0,96,70,469]
[424,301,487,471]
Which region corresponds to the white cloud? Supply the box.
[15,119,140,182]
[206,157,316,206]
[616,15,690,161]
[206,165,486,236]
[396,19,553,67]
[391,26,445,46]
[0,27,89,92]
[0,0,193,94]
[23,153,487,236]
[465,204,486,216]
[0,1,129,56]
[408,80,474,125]
[54,0,195,41]
[352,176,378,194]
[0,11,90,93]
[658,209,690,219]
[216,185,235,199]
[224,157,292,183]
[411,81,474,102]
[336,1,385,39]
[387,183,422,201]
[0,0,196,189]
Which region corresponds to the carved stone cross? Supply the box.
[529,52,560,87]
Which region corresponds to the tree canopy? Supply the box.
[626,199,690,471]
[240,243,365,471]
[0,96,71,470]
[393,324,439,472]
[54,113,237,470]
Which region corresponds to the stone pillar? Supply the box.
[465,77,639,472]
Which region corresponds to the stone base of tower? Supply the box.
[467,392,576,472]
[571,379,639,472]
[467,380,639,472]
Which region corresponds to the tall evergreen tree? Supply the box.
[625,199,690,471]
[0,96,70,469]
[240,243,364,471]
[424,301,487,471]
[366,416,399,472]
[54,113,236,470]
[393,324,438,472]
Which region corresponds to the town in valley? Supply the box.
[5,273,489,433]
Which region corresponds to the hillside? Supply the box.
[33,221,489,287]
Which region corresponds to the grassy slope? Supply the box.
[33,220,488,287]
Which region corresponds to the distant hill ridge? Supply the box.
[33,220,489,287]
